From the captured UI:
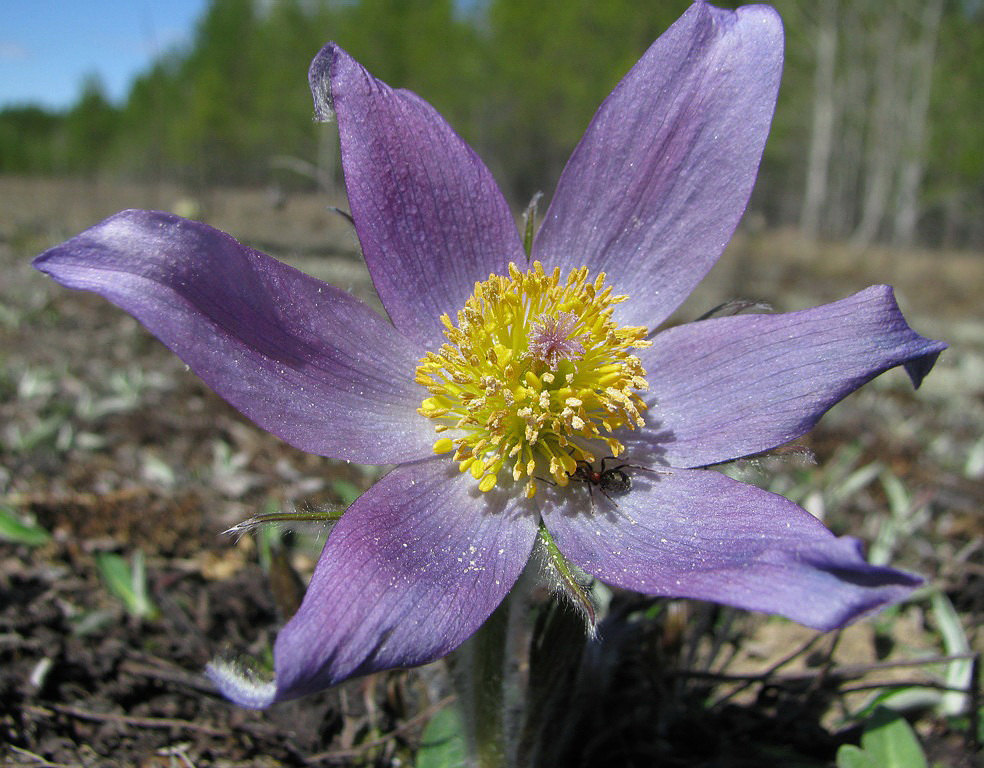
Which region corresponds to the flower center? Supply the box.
[415,261,651,497]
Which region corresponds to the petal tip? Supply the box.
[905,353,943,389]
[796,537,924,631]
[308,43,341,122]
[694,0,784,52]
[206,658,278,710]
[735,2,784,32]
[871,284,948,388]
[31,249,54,273]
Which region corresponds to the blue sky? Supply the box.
[0,0,209,110]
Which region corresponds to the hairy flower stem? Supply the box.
[447,572,535,768]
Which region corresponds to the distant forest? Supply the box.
[2,0,981,248]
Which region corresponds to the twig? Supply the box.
[805,627,843,701]
[708,630,831,708]
[6,745,78,768]
[680,651,979,684]
[832,652,979,678]
[679,651,979,708]
[3,488,152,507]
[118,657,216,694]
[838,679,975,695]
[156,742,197,768]
[33,703,228,737]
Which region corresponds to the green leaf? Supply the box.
[95,551,159,620]
[930,589,973,716]
[416,706,467,768]
[861,708,928,768]
[536,524,596,627]
[836,745,878,768]
[0,504,51,546]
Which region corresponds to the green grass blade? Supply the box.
[0,504,51,546]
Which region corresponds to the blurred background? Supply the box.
[1,0,982,248]
[1,1,981,766]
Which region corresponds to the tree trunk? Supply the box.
[828,2,868,239]
[800,0,838,239]
[851,5,903,248]
[892,0,944,246]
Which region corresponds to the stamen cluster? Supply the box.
[415,261,651,496]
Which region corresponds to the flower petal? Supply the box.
[533,2,783,329]
[33,210,434,464]
[309,44,525,350]
[633,286,946,469]
[542,469,920,630]
[209,460,539,707]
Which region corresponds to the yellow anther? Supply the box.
[415,261,649,495]
[560,452,578,475]
[433,437,455,454]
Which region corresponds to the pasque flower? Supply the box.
[35,2,945,709]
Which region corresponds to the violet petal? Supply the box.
[634,286,946,469]
[309,44,525,350]
[33,210,434,464]
[210,459,539,707]
[542,468,920,630]
[533,2,783,329]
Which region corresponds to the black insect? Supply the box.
[568,456,667,507]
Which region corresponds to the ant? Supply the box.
[567,456,668,508]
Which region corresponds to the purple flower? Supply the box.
[34,2,945,710]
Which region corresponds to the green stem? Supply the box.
[447,574,535,768]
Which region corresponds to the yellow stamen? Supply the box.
[433,437,455,454]
[416,261,650,494]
